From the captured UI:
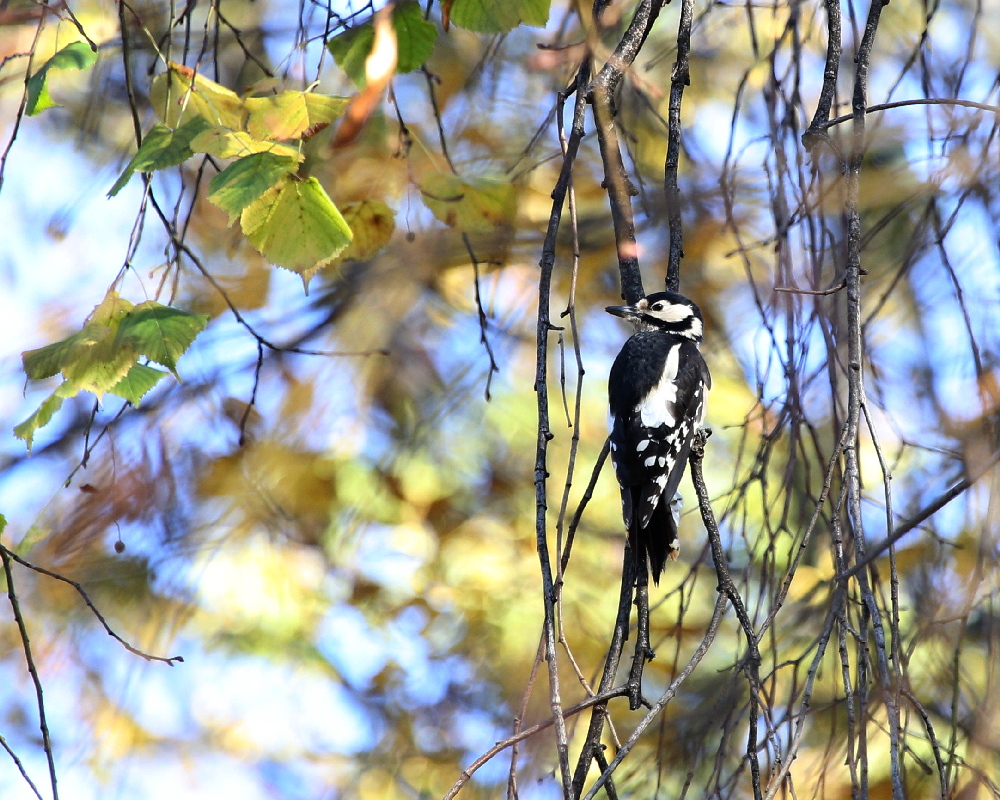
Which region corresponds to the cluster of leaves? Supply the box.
[110,64,358,282]
[14,1,538,452]
[15,293,207,448]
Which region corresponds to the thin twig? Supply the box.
[0,730,43,800]
[533,61,591,800]
[581,593,728,800]
[664,0,693,291]
[2,546,184,666]
[1,546,59,800]
[820,97,1000,129]
[442,685,629,800]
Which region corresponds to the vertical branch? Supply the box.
[664,0,693,292]
[688,431,763,800]
[842,2,903,799]
[1,547,58,800]
[803,0,842,146]
[591,92,644,304]
[589,0,665,304]
[571,544,636,799]
[535,63,592,800]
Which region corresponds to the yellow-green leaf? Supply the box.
[240,176,353,283]
[60,325,137,398]
[189,127,302,161]
[338,200,396,261]
[16,293,207,449]
[149,62,246,129]
[14,389,67,450]
[26,41,98,116]
[420,173,517,233]
[244,91,350,141]
[208,152,300,224]
[22,294,135,380]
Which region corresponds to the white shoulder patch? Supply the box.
[639,344,680,427]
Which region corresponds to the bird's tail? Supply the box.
[628,489,680,585]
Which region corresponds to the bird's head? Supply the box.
[606,291,704,341]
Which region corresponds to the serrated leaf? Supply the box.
[107,364,168,405]
[420,173,517,233]
[390,2,437,72]
[23,330,90,380]
[14,387,69,450]
[328,1,435,86]
[108,116,213,197]
[240,176,353,284]
[26,41,98,116]
[446,0,549,32]
[338,200,395,261]
[149,62,246,129]
[208,152,300,223]
[189,127,302,161]
[116,302,210,374]
[22,294,135,380]
[16,294,206,450]
[61,326,137,398]
[244,92,350,140]
[327,22,375,86]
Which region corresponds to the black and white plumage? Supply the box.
[607,291,711,583]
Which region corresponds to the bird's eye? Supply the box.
[651,302,663,311]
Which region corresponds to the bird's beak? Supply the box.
[606,304,639,320]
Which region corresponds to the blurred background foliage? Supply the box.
[0,0,999,798]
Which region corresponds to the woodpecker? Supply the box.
[607,291,711,583]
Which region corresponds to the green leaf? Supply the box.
[208,152,300,223]
[327,22,375,86]
[189,127,302,161]
[14,386,70,450]
[391,2,438,72]
[419,173,517,233]
[244,91,350,140]
[108,116,213,197]
[116,302,210,375]
[446,0,549,32]
[240,175,353,284]
[149,62,246,129]
[107,364,168,405]
[26,41,98,116]
[328,1,437,86]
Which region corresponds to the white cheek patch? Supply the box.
[639,344,680,427]
[653,304,693,324]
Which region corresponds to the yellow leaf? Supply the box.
[338,200,395,262]
[149,62,246,129]
[244,91,350,141]
[240,175,353,285]
[189,127,302,161]
[419,173,517,233]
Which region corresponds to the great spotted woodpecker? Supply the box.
[607,291,711,583]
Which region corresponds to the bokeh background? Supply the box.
[1,0,999,798]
